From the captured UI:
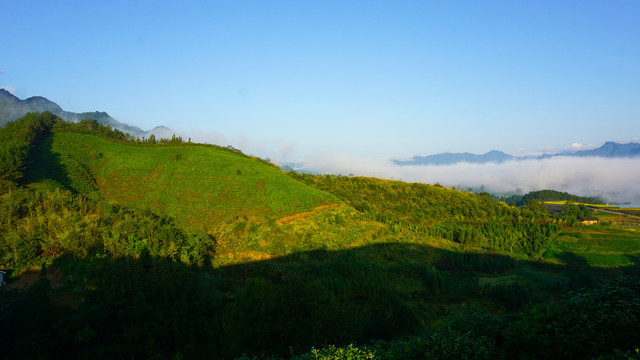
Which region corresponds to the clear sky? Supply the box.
[2,0,640,161]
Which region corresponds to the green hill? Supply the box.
[26,130,339,228]
[19,117,374,262]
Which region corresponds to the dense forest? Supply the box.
[1,112,639,359]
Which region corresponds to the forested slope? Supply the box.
[289,173,562,259]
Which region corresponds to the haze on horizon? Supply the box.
[2,1,639,201]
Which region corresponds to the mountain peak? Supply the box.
[0,92,154,137]
[575,141,640,157]
[23,95,63,112]
[0,88,16,97]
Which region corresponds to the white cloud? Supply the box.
[300,154,640,203]
[188,130,298,161]
[569,142,586,151]
[0,86,16,95]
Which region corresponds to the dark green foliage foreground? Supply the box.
[0,111,57,184]
[1,113,640,359]
[261,279,640,360]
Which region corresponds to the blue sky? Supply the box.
[2,0,640,161]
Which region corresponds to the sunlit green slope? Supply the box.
[26,131,339,232]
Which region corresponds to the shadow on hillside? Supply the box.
[2,241,639,359]
[23,133,75,191]
[555,251,590,267]
[625,253,640,276]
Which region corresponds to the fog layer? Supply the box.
[302,154,640,203]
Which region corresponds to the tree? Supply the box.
[525,199,547,214]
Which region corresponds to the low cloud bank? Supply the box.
[301,154,640,203]
[188,130,298,161]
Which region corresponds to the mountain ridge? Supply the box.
[0,89,172,138]
[566,141,640,158]
[394,142,640,166]
[394,150,514,166]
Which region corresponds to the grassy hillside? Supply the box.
[26,131,339,225]
[543,227,640,267]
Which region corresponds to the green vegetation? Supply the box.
[258,278,640,360]
[498,189,604,207]
[543,227,640,267]
[0,111,57,185]
[288,173,562,259]
[1,112,640,359]
[522,189,604,205]
[29,125,338,225]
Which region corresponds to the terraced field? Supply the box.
[543,227,640,267]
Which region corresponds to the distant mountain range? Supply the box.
[394,142,640,166]
[0,89,175,138]
[561,142,640,158]
[394,150,514,166]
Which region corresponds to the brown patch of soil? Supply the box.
[276,203,341,225]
